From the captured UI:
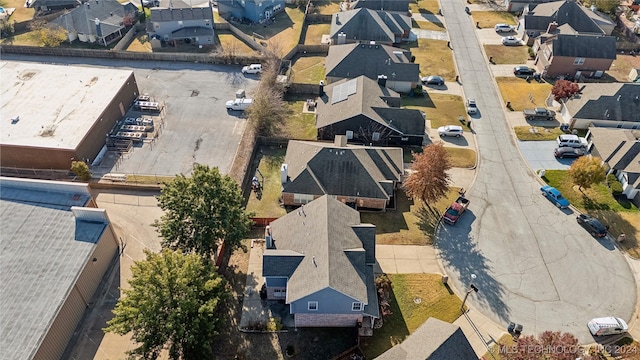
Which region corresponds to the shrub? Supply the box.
[528,47,535,59]
[266,317,282,331]
[607,173,623,196]
[70,161,92,181]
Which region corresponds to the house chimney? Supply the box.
[377,74,387,87]
[265,225,274,248]
[546,21,558,33]
[334,135,348,147]
[280,163,288,184]
[95,18,102,37]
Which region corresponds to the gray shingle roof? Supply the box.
[325,43,419,83]
[551,34,616,59]
[525,0,609,34]
[375,317,478,360]
[29,0,80,9]
[0,180,106,360]
[51,0,135,37]
[151,5,214,21]
[563,83,640,122]
[171,26,214,37]
[351,0,409,12]
[330,8,411,43]
[282,140,403,199]
[588,128,640,187]
[262,196,379,317]
[316,75,425,135]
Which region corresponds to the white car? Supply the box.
[226,98,253,111]
[241,64,262,74]
[466,99,478,114]
[438,125,464,137]
[502,36,522,46]
[494,23,514,33]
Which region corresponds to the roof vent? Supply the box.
[11,116,19,124]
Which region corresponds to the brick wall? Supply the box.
[294,313,362,327]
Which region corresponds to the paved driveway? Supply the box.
[518,141,576,171]
[438,0,635,343]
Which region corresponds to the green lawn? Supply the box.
[471,11,517,28]
[360,274,463,359]
[284,96,317,139]
[542,170,640,258]
[303,23,331,45]
[496,77,552,111]
[244,147,287,218]
[413,20,445,32]
[291,55,325,84]
[402,93,466,129]
[361,188,460,245]
[484,45,529,64]
[400,39,456,80]
[513,126,564,141]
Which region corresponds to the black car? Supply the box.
[576,214,607,238]
[514,66,536,76]
[554,147,584,158]
[421,75,445,86]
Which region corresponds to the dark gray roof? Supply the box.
[151,5,214,21]
[51,0,136,37]
[0,179,107,360]
[525,0,609,34]
[330,8,411,43]
[588,128,640,187]
[351,0,409,12]
[375,317,478,360]
[29,0,80,9]
[551,34,616,59]
[563,83,640,122]
[263,196,379,317]
[316,75,425,135]
[282,140,403,199]
[325,43,419,83]
[171,26,214,37]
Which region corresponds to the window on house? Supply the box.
[294,194,314,204]
[274,289,286,298]
[372,132,380,141]
[352,302,362,311]
[544,48,551,60]
[308,301,318,311]
[205,20,210,26]
[346,130,353,139]
[573,57,585,65]
[178,20,183,26]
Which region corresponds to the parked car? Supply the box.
[524,107,556,121]
[226,98,253,111]
[514,66,536,76]
[438,125,463,137]
[540,185,570,208]
[494,23,515,33]
[554,147,584,158]
[588,317,628,336]
[466,98,478,114]
[502,36,522,46]
[241,64,262,74]
[576,214,607,238]
[421,75,445,85]
[556,134,587,148]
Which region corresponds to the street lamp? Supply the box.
[461,274,478,313]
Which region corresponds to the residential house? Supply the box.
[330,8,411,45]
[560,83,640,129]
[262,195,380,332]
[533,33,616,78]
[280,136,404,210]
[316,75,426,145]
[217,0,285,23]
[505,0,552,13]
[520,0,614,43]
[585,127,640,206]
[325,43,419,93]
[375,318,477,359]
[149,1,214,46]
[51,0,138,46]
[27,0,80,12]
[343,0,410,13]
[630,68,640,82]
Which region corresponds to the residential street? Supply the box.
[437,0,636,344]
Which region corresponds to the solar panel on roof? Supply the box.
[345,78,357,96]
[331,79,358,104]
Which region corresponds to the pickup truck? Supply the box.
[523,107,556,121]
[443,196,470,225]
[226,98,253,111]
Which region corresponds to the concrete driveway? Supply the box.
[438,0,635,343]
[518,141,578,171]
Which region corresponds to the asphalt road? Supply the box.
[438,1,635,342]
[2,54,259,176]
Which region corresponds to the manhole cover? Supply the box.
[413,297,422,304]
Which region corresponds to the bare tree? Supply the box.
[403,142,452,207]
[499,331,594,360]
[244,87,291,136]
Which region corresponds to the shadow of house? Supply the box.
[330,8,411,45]
[28,0,80,12]
[316,75,426,146]
[280,136,404,210]
[374,318,477,360]
[325,43,419,94]
[217,0,285,23]
[148,1,214,47]
[346,0,410,13]
[262,195,379,334]
[585,127,640,206]
[560,83,640,129]
[51,0,138,46]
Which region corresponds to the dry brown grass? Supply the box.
[232,5,304,56]
[400,39,456,80]
[608,54,640,82]
[413,20,446,32]
[445,148,477,168]
[217,33,257,55]
[3,0,34,22]
[126,33,152,52]
[495,77,552,111]
[471,11,517,28]
[291,55,325,83]
[409,0,440,14]
[311,0,341,14]
[484,45,529,64]
[403,93,466,128]
[303,23,330,45]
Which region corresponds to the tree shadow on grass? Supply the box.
[360,282,409,359]
[415,204,441,245]
[581,193,612,211]
[361,190,412,234]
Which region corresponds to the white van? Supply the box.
[241,64,262,74]
[556,134,587,148]
[226,98,253,111]
[587,317,628,336]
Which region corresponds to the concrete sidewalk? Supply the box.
[455,308,508,357]
[376,245,442,274]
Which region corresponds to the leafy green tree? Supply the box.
[70,160,91,181]
[105,249,228,359]
[403,142,452,206]
[154,164,252,258]
[568,156,606,192]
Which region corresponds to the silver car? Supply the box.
[466,99,478,114]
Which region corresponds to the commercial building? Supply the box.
[0,177,120,360]
[0,61,139,170]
